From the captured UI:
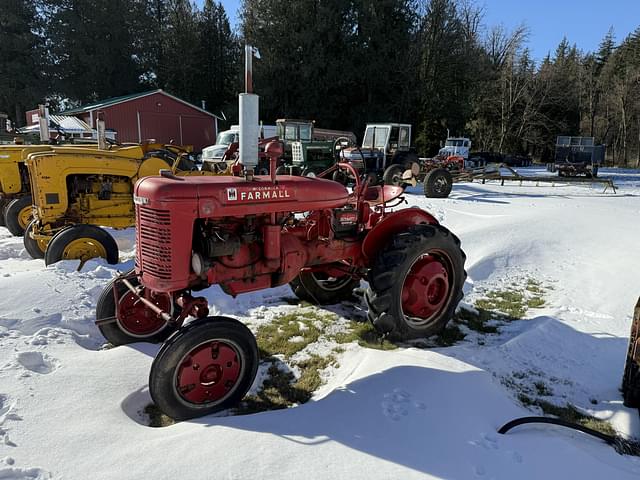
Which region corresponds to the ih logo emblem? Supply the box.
[226,188,238,201]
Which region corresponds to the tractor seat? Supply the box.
[363,185,405,206]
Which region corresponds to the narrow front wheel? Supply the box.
[149,317,259,420]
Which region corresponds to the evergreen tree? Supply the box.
[0,0,47,126]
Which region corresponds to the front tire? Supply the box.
[23,220,47,259]
[44,224,119,266]
[290,271,359,305]
[4,195,33,236]
[366,224,466,341]
[622,298,640,408]
[423,168,453,198]
[96,273,178,346]
[149,317,259,420]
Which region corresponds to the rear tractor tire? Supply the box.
[366,224,466,341]
[423,168,453,198]
[4,195,33,236]
[96,272,178,346]
[383,164,406,187]
[44,224,119,266]
[149,317,259,420]
[622,298,640,408]
[290,271,359,305]
[23,220,48,259]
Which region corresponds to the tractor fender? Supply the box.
[362,207,439,260]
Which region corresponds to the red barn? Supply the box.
[55,90,220,151]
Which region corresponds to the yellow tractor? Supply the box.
[23,142,209,266]
[0,144,56,236]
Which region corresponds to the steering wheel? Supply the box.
[332,136,354,160]
[104,137,122,149]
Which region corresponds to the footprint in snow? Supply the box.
[381,388,426,421]
[0,466,52,479]
[0,395,22,447]
[15,352,58,375]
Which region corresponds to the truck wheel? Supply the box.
[96,272,178,346]
[44,224,119,266]
[622,299,640,407]
[423,168,453,198]
[366,224,466,341]
[23,220,47,259]
[383,164,405,186]
[301,168,317,178]
[4,195,33,236]
[149,317,258,420]
[290,271,359,305]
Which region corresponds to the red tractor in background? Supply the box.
[95,142,467,420]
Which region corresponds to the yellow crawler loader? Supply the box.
[23,142,212,266]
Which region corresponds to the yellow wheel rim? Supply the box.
[62,238,108,263]
[18,206,33,230]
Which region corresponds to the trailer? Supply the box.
[404,162,617,198]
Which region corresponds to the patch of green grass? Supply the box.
[256,309,335,359]
[455,307,500,333]
[434,324,466,346]
[237,354,337,414]
[144,404,175,428]
[476,289,528,319]
[517,394,617,438]
[525,278,544,295]
[335,320,397,350]
[534,381,553,396]
[527,296,545,309]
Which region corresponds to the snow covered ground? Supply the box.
[0,167,639,479]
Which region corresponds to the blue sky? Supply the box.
[202,0,640,61]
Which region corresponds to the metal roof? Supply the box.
[60,89,222,120]
[20,115,93,134]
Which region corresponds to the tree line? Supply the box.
[1,0,639,164]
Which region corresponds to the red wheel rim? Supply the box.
[176,341,242,405]
[117,290,172,337]
[401,253,451,326]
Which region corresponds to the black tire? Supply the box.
[423,168,453,198]
[290,271,359,305]
[383,164,406,186]
[0,199,6,227]
[23,219,46,259]
[622,300,640,408]
[366,224,466,341]
[332,169,349,185]
[96,272,178,346]
[149,317,259,420]
[44,224,119,266]
[275,166,286,175]
[301,168,317,178]
[4,195,32,236]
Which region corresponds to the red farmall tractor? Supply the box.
[95,47,466,420]
[96,143,466,420]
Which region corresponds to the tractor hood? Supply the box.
[134,174,351,217]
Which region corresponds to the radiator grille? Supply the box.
[137,206,172,280]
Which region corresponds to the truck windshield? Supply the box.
[363,127,389,149]
[216,131,237,146]
[445,139,465,147]
[299,124,312,141]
